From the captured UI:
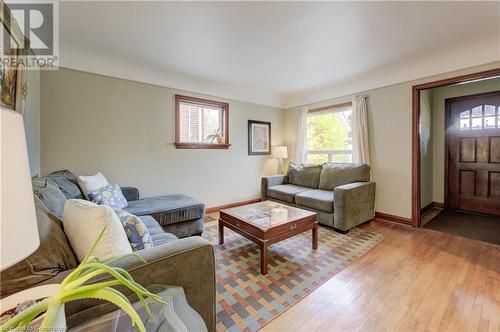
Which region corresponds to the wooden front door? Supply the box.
[446,91,500,216]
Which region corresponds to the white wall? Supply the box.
[40,69,286,208]
[24,70,41,176]
[285,61,500,219]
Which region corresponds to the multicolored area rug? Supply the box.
[202,221,384,332]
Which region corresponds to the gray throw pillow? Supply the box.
[88,184,128,210]
[32,177,67,219]
[46,170,84,199]
[287,163,322,188]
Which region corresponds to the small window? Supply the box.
[175,95,229,149]
[459,105,499,131]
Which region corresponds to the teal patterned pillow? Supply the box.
[88,184,128,210]
[114,210,153,251]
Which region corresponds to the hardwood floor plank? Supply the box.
[261,221,500,332]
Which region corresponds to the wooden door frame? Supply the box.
[411,68,500,227]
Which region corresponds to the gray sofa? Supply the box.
[43,170,205,238]
[262,163,375,232]
[0,194,216,331]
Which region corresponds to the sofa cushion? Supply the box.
[288,163,322,188]
[63,199,132,262]
[46,174,83,199]
[295,189,334,213]
[88,184,128,210]
[0,196,78,297]
[140,215,178,246]
[78,172,110,199]
[124,194,204,226]
[32,177,67,219]
[267,184,311,203]
[319,163,371,191]
[114,210,154,251]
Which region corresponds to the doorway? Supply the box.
[445,91,500,216]
[412,68,500,227]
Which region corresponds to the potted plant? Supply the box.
[206,128,223,144]
[0,228,165,332]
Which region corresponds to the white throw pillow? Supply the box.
[62,199,132,262]
[78,172,109,199]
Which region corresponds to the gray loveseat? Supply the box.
[42,170,205,238]
[262,163,375,232]
[0,193,216,331]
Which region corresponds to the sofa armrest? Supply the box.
[261,175,288,200]
[334,182,375,231]
[120,186,140,201]
[42,237,216,331]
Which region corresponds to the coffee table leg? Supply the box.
[260,243,268,275]
[312,225,318,250]
[218,221,224,245]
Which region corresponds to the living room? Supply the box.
[1,1,499,331]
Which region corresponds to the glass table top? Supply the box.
[221,201,316,230]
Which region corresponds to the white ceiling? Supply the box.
[58,1,500,108]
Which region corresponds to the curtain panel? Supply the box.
[293,107,308,163]
[352,95,371,165]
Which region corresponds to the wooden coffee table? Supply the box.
[218,201,318,274]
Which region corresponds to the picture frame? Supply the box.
[248,120,271,155]
[1,1,28,114]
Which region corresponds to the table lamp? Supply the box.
[1,109,39,271]
[272,145,288,175]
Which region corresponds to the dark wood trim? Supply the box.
[206,198,261,214]
[374,212,412,226]
[421,201,445,216]
[411,68,500,228]
[248,120,272,155]
[174,143,230,149]
[174,94,230,149]
[308,101,353,114]
[421,202,435,215]
[433,202,445,209]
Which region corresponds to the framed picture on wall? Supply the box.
[1,2,28,114]
[248,120,271,155]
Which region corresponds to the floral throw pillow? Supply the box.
[88,184,128,210]
[114,210,154,251]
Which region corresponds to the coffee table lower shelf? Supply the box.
[218,217,318,275]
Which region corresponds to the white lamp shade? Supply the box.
[1,109,39,271]
[272,145,288,159]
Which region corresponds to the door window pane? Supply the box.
[484,116,495,128]
[471,117,483,130]
[471,106,482,117]
[484,105,496,116]
[460,119,470,131]
[460,110,470,118]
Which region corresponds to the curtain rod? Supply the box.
[308,101,352,114]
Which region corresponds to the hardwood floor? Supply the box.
[257,221,500,332]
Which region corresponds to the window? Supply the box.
[459,104,500,131]
[175,95,229,149]
[306,105,352,163]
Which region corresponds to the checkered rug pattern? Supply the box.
[202,221,384,332]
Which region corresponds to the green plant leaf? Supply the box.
[63,288,147,332]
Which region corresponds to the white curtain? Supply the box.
[352,95,371,165]
[294,107,309,163]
